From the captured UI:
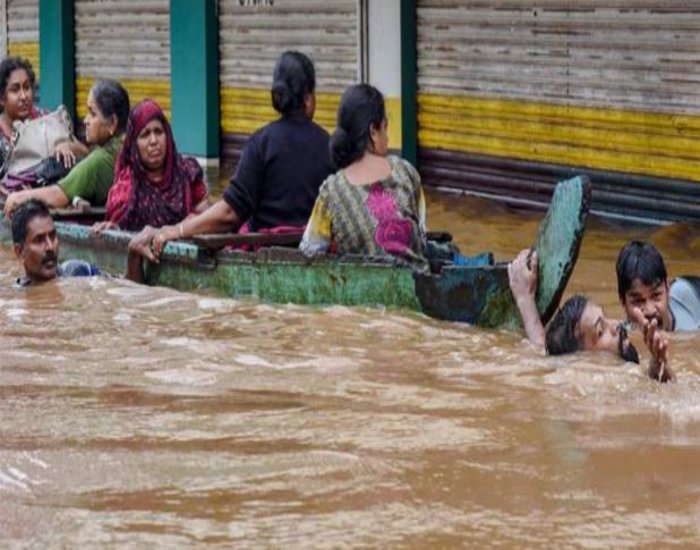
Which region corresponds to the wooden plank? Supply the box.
[192,232,304,250]
[51,207,106,223]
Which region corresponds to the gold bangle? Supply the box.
[179,221,185,239]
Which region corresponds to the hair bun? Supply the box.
[271,82,293,114]
[330,127,355,169]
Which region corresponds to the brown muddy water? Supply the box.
[0,189,698,548]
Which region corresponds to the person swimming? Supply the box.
[509,249,673,382]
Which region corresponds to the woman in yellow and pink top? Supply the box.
[300,84,428,271]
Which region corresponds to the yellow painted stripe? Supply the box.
[385,96,402,151]
[221,87,339,135]
[76,77,171,120]
[221,87,403,150]
[418,94,700,182]
[7,41,39,80]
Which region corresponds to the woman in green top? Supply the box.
[3,79,130,217]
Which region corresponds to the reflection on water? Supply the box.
[0,192,698,547]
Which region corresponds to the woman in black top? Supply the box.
[142,51,334,259]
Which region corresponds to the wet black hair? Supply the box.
[616,240,667,300]
[90,79,130,133]
[270,51,316,117]
[330,84,386,169]
[12,198,51,247]
[545,294,588,355]
[0,56,36,100]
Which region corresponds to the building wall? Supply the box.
[74,0,171,120]
[6,0,39,79]
[413,0,700,220]
[368,0,401,150]
[218,0,361,170]
[25,0,700,221]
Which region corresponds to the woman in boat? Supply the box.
[93,99,209,232]
[3,79,130,217]
[145,50,333,259]
[0,56,88,170]
[299,83,428,271]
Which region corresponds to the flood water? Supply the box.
[0,190,699,547]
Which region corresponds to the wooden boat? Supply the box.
[0,176,591,329]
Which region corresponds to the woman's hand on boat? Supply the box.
[508,249,538,301]
[128,226,159,264]
[151,225,179,258]
[91,220,118,234]
[508,249,545,348]
[53,142,77,169]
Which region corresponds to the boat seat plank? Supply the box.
[192,231,304,249]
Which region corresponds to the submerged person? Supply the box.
[93,99,209,233]
[616,240,699,332]
[11,199,100,286]
[0,56,88,170]
[143,50,333,258]
[509,249,674,382]
[3,79,130,216]
[299,83,427,271]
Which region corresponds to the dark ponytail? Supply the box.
[270,51,316,117]
[90,79,131,133]
[330,84,385,169]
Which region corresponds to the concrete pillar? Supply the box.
[39,0,75,116]
[170,0,220,163]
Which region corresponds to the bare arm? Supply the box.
[151,199,241,257]
[192,197,211,215]
[4,185,69,216]
[126,226,158,283]
[508,249,545,348]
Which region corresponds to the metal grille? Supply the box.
[74,0,171,117]
[219,0,360,91]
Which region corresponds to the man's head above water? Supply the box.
[545,294,640,363]
[616,240,672,331]
[12,198,60,283]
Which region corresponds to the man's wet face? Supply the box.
[578,302,639,363]
[622,278,670,331]
[15,215,60,283]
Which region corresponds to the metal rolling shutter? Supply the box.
[219,0,361,169]
[416,1,700,222]
[7,0,39,78]
[74,0,170,120]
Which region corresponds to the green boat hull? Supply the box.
[0,176,591,329]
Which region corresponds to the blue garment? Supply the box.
[16,259,101,287]
[670,277,700,331]
[57,259,102,278]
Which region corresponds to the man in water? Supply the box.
[616,240,699,332]
[509,249,673,382]
[11,198,100,286]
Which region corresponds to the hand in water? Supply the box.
[630,306,674,382]
[128,225,159,264]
